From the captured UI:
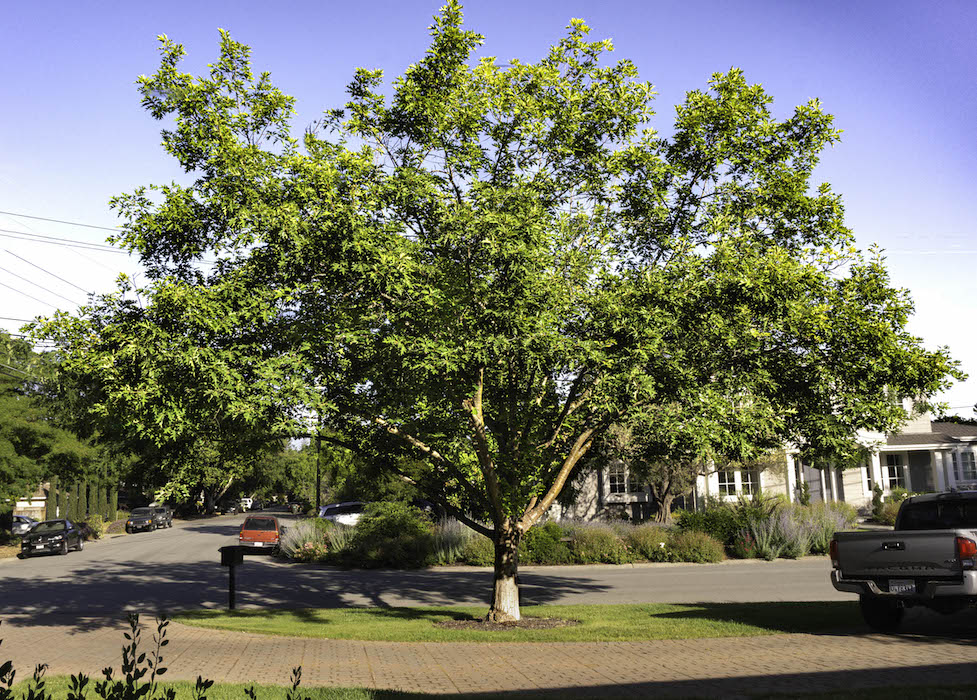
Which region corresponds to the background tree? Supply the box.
[38,3,960,621]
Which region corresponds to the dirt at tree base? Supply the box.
[436,617,580,631]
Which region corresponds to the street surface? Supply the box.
[5,511,977,697]
[0,509,849,621]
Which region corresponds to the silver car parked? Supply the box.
[12,515,38,536]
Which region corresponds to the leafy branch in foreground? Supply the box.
[0,616,306,700]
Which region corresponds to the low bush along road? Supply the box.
[0,510,850,622]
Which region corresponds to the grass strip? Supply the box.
[175,601,860,643]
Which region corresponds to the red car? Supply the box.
[238,515,284,551]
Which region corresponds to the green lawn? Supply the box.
[175,601,861,643]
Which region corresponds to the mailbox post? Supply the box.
[219,545,244,610]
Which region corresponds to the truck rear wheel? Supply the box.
[859,595,904,633]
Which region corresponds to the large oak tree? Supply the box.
[39,3,959,620]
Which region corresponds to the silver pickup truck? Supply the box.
[830,491,977,632]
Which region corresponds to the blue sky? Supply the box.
[1,1,974,413]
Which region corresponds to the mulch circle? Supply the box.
[436,617,580,631]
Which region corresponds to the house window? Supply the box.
[718,470,736,496]
[608,464,632,494]
[886,454,905,489]
[960,452,977,481]
[741,468,759,496]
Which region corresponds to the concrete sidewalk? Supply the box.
[3,613,977,698]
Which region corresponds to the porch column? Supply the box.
[869,453,884,493]
[818,468,828,503]
[932,450,947,491]
[785,454,797,504]
[827,466,839,503]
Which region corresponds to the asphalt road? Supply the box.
[0,510,848,622]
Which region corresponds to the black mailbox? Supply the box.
[219,545,244,567]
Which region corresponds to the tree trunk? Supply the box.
[487,520,521,622]
[652,491,674,524]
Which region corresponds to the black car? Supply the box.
[12,515,38,536]
[21,519,84,557]
[125,507,157,533]
[152,506,173,528]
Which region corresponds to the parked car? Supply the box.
[238,515,285,551]
[20,519,84,557]
[11,515,38,536]
[318,501,365,526]
[239,498,253,511]
[216,500,239,515]
[831,490,977,632]
[152,506,173,528]
[126,507,158,533]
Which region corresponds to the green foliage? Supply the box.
[33,3,962,620]
[431,519,473,565]
[567,523,631,564]
[624,523,674,562]
[520,521,574,565]
[888,487,909,503]
[677,506,740,547]
[45,478,57,520]
[82,514,106,540]
[669,530,725,563]
[345,502,435,568]
[796,480,811,506]
[878,500,901,527]
[729,530,757,559]
[460,534,495,566]
[872,484,884,519]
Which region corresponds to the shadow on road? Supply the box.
[0,557,612,631]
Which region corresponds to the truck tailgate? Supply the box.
[834,530,964,579]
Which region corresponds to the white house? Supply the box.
[560,411,977,521]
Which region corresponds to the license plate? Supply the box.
[889,579,915,595]
[254,542,263,547]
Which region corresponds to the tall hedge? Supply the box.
[46,476,58,520]
[110,488,119,521]
[56,483,65,519]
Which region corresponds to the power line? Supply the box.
[5,250,91,294]
[0,316,32,323]
[0,228,127,254]
[0,264,82,305]
[0,280,58,307]
[0,210,121,232]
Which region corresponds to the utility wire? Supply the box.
[0,264,82,305]
[5,250,91,294]
[0,228,126,253]
[0,210,121,232]
[0,280,58,307]
[0,316,32,323]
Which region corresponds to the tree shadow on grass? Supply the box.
[655,601,977,645]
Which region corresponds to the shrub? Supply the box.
[345,502,435,568]
[878,500,901,527]
[774,509,814,559]
[521,521,573,565]
[81,514,106,540]
[888,487,910,503]
[872,484,884,519]
[669,530,725,563]
[747,517,783,561]
[567,523,630,564]
[460,533,494,566]
[729,529,757,559]
[677,506,739,547]
[326,523,356,554]
[625,524,673,562]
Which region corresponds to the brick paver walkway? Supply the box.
[3,613,977,697]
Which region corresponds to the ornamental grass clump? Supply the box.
[277,520,329,562]
[432,518,474,565]
[747,516,784,561]
[808,502,858,554]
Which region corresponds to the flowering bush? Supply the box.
[730,529,757,559]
